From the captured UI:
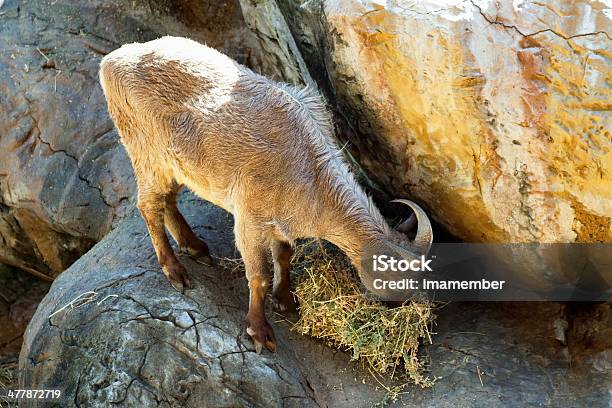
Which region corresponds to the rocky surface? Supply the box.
[277,0,612,244]
[0,0,287,280]
[20,194,611,407]
[238,0,316,88]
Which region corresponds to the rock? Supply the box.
[18,195,370,407]
[277,0,612,243]
[19,194,610,407]
[0,0,283,279]
[566,302,612,362]
[427,302,611,407]
[238,0,316,88]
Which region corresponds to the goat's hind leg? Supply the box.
[165,185,213,266]
[138,182,191,292]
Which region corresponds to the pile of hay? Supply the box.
[0,359,17,408]
[219,240,435,390]
[291,241,434,388]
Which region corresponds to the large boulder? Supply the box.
[19,194,611,407]
[277,0,612,243]
[18,196,374,408]
[0,0,288,279]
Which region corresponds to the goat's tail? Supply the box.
[99,53,130,114]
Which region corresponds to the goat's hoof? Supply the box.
[184,247,214,266]
[246,321,277,354]
[193,253,214,267]
[272,293,299,316]
[164,263,192,293]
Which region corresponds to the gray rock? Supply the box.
[19,194,611,407]
[238,0,316,88]
[19,195,347,408]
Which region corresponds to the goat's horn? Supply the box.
[396,213,417,234]
[390,199,433,254]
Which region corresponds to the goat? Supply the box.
[99,36,433,353]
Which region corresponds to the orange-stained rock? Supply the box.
[282,0,611,243]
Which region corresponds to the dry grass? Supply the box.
[0,359,18,408]
[291,241,435,391]
[221,239,436,399]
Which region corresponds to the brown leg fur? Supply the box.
[271,240,297,314]
[235,219,276,353]
[164,185,213,266]
[138,187,191,292]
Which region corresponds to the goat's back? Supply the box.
[99,36,245,115]
[99,36,347,225]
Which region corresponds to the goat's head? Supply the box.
[357,199,433,301]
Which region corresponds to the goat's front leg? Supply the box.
[235,224,276,353]
[271,240,297,314]
[244,247,276,353]
[138,190,191,292]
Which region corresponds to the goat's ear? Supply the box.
[390,199,433,254]
[396,213,417,234]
